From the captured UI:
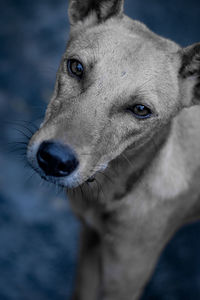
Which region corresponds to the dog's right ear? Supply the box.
[68,0,124,26]
[179,43,200,106]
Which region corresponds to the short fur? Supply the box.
[27,1,200,299]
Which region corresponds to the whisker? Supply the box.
[11,128,32,140]
[25,171,37,185]
[94,179,101,203]
[95,177,106,203]
[7,121,35,136]
[121,152,133,168]
[8,141,28,145]
[8,149,27,155]
[80,185,84,201]
[17,120,39,131]
[98,171,114,184]
[86,181,93,202]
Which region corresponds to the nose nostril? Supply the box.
[39,151,52,162]
[37,141,79,177]
[58,161,72,173]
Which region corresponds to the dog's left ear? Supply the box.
[179,43,200,106]
[68,0,124,25]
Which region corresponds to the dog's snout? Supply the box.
[37,141,79,177]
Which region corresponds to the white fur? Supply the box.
[147,130,189,199]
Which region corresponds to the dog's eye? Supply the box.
[67,59,84,79]
[127,104,152,119]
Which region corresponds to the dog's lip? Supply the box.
[39,169,96,187]
[33,159,108,187]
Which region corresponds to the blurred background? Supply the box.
[1,0,200,299]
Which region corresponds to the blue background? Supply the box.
[1,0,200,299]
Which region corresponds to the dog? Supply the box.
[27,0,200,299]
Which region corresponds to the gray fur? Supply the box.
[27,0,200,299]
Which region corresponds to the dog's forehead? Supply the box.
[68,23,165,65]
[65,22,179,107]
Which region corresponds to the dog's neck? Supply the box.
[108,123,172,201]
[68,109,197,231]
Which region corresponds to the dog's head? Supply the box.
[27,0,200,188]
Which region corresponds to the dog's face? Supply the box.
[27,0,200,188]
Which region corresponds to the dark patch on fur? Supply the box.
[98,0,124,21]
[86,229,100,249]
[56,79,62,98]
[80,226,100,252]
[113,125,171,201]
[114,169,144,200]
[69,0,123,24]
[179,43,200,102]
[101,211,113,223]
[179,43,200,78]
[194,82,200,99]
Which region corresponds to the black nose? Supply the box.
[37,141,79,177]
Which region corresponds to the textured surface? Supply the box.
[1,0,200,299]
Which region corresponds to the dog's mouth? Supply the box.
[87,176,96,183]
[36,160,108,189]
[37,170,98,189]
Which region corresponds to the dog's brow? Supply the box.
[66,33,100,52]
